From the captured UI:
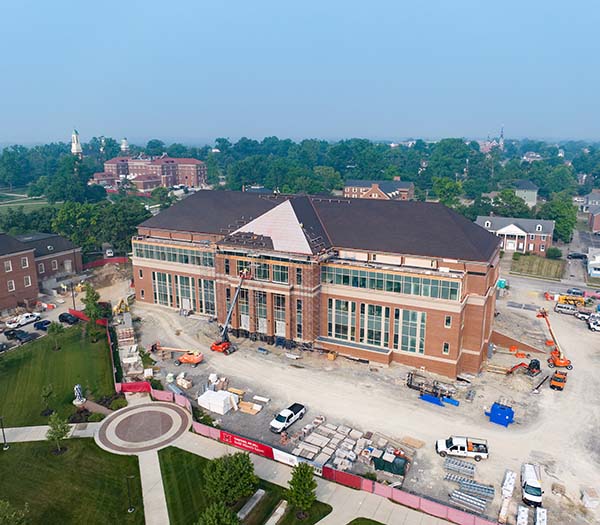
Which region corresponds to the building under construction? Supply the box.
[131,191,501,378]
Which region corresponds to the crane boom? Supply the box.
[220,273,247,343]
[537,308,563,357]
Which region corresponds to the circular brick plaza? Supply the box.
[95,402,191,455]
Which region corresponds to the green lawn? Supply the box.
[0,325,115,426]
[0,439,143,524]
[347,520,384,525]
[158,447,332,525]
[510,254,565,280]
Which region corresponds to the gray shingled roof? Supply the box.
[475,216,554,235]
[512,179,538,191]
[0,233,32,257]
[15,233,77,257]
[142,191,499,262]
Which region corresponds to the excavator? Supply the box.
[210,269,250,355]
[507,359,541,377]
[536,308,573,370]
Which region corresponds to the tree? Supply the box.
[432,177,462,207]
[41,384,54,413]
[47,322,65,351]
[82,283,102,324]
[204,453,258,505]
[537,193,577,243]
[195,502,239,525]
[492,189,531,218]
[46,413,70,453]
[546,247,562,259]
[0,500,29,525]
[287,463,317,519]
[151,186,173,209]
[145,139,165,156]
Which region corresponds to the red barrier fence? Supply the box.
[67,309,109,326]
[219,430,275,460]
[83,257,129,270]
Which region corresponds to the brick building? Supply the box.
[475,216,554,256]
[96,155,207,190]
[132,191,501,378]
[343,179,415,200]
[15,233,83,284]
[588,205,600,233]
[0,234,38,312]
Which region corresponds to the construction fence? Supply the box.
[89,308,497,525]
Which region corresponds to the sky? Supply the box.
[1,0,599,144]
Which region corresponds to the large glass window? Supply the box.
[321,266,460,301]
[255,262,270,281]
[152,271,172,306]
[359,304,389,347]
[255,291,267,333]
[175,275,195,310]
[272,265,288,283]
[296,300,303,339]
[239,289,249,315]
[197,279,215,315]
[274,294,286,337]
[133,242,214,267]
[327,299,356,341]
[237,260,251,275]
[393,308,426,353]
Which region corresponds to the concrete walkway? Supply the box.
[5,422,102,443]
[174,431,451,525]
[138,451,170,525]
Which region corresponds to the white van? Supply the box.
[554,303,577,315]
[521,463,543,506]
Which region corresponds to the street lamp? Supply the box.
[126,475,135,513]
[0,416,9,451]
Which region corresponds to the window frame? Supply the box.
[21,257,29,269]
[7,279,15,292]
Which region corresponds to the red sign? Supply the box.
[219,431,274,459]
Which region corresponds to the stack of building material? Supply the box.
[238,401,262,415]
[516,506,529,525]
[197,390,239,415]
[450,490,487,514]
[176,372,192,390]
[582,487,600,509]
[444,458,476,477]
[498,469,517,524]
[534,508,547,525]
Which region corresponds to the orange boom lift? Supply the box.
[536,308,573,370]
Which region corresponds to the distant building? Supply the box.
[95,155,208,190]
[71,129,82,158]
[587,248,600,277]
[511,180,538,208]
[522,152,543,163]
[588,205,600,233]
[476,216,554,256]
[343,179,415,200]
[581,190,600,212]
[0,234,38,312]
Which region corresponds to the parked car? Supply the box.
[14,331,34,345]
[589,318,600,332]
[33,319,52,331]
[435,436,489,462]
[270,403,306,433]
[575,310,593,321]
[6,312,41,329]
[554,303,577,315]
[0,342,9,354]
[567,252,587,260]
[566,288,584,297]
[58,312,79,325]
[4,329,23,340]
[521,463,543,507]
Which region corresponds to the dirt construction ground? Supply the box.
[103,275,600,525]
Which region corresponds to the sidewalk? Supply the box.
[138,451,170,525]
[5,422,102,443]
[174,431,451,525]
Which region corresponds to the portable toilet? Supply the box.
[497,278,507,289]
[485,402,514,427]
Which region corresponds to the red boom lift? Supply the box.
[536,308,573,370]
[210,269,250,355]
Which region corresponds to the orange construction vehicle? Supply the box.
[151,342,203,367]
[549,371,568,391]
[210,270,250,355]
[536,308,573,370]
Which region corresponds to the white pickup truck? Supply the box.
[5,312,41,329]
[435,436,489,461]
[269,403,306,433]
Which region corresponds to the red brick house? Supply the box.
[588,205,600,233]
[131,191,500,378]
[0,234,38,312]
[476,216,554,256]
